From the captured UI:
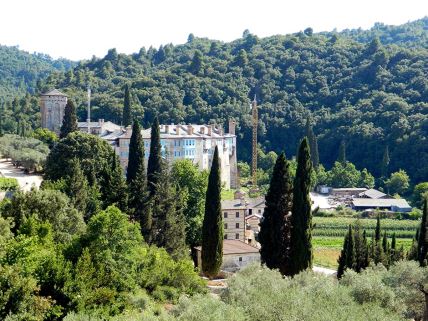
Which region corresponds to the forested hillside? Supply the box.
[0,45,75,98]
[3,18,428,183]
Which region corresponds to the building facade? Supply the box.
[116,123,238,189]
[40,89,67,134]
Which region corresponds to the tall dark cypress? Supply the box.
[345,225,356,271]
[290,138,313,275]
[338,139,346,164]
[381,146,390,178]
[375,214,381,242]
[417,200,427,266]
[122,84,132,127]
[201,146,223,278]
[259,152,293,276]
[59,99,78,139]
[337,227,350,279]
[305,118,319,168]
[126,120,144,183]
[147,116,163,195]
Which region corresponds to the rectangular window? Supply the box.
[235,233,239,239]
[224,234,228,240]
[224,223,228,229]
[236,212,240,218]
[238,257,242,262]
[236,223,239,228]
[223,212,228,218]
[258,209,262,214]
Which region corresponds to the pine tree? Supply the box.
[64,158,100,221]
[338,139,346,164]
[201,146,223,278]
[60,99,78,139]
[147,116,162,195]
[290,138,313,275]
[122,84,132,127]
[100,150,128,212]
[259,152,293,276]
[417,200,428,266]
[153,174,187,260]
[381,145,390,178]
[126,120,144,183]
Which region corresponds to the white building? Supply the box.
[40,89,68,134]
[115,122,238,189]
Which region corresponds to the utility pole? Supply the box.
[87,86,91,134]
[251,95,258,191]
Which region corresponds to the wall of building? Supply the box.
[223,208,246,241]
[40,95,67,134]
[222,253,260,272]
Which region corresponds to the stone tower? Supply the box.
[40,89,67,134]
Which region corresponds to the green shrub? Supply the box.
[0,177,19,191]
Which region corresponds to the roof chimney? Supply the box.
[200,127,205,135]
[228,119,236,135]
[207,125,212,136]
[176,124,181,135]
[165,125,169,134]
[187,125,194,135]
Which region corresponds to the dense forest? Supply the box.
[1,18,428,183]
[0,45,75,98]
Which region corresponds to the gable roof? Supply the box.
[358,189,387,199]
[195,240,259,255]
[352,198,411,209]
[41,89,67,96]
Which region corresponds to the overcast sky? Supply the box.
[1,0,427,60]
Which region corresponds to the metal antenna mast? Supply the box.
[251,95,258,188]
[87,86,91,134]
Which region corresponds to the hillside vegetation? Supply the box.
[1,18,427,183]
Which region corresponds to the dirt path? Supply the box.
[0,159,43,191]
[313,266,337,276]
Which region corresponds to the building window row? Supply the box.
[224,233,240,240]
[184,139,195,146]
[185,149,195,156]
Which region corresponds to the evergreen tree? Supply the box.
[417,200,427,266]
[152,173,187,260]
[381,145,390,178]
[375,214,381,242]
[100,150,128,212]
[338,139,346,164]
[259,152,293,276]
[354,222,368,272]
[201,146,223,278]
[290,138,313,275]
[382,231,390,267]
[189,50,204,75]
[122,84,132,127]
[337,226,355,279]
[59,99,78,139]
[64,158,100,221]
[363,230,369,268]
[305,118,319,168]
[147,116,162,195]
[408,228,419,261]
[126,120,144,183]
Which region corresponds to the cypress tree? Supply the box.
[147,116,163,195]
[122,84,132,127]
[201,146,223,278]
[305,118,319,168]
[382,231,390,267]
[60,99,78,139]
[375,214,381,242]
[126,120,144,183]
[381,145,390,178]
[338,139,346,164]
[417,200,428,266]
[290,138,313,275]
[259,152,293,276]
[100,150,128,212]
[408,228,419,261]
[362,230,369,268]
[354,222,367,272]
[337,226,354,279]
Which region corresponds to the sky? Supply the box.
[1,0,427,61]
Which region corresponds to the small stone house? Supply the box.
[195,240,260,273]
